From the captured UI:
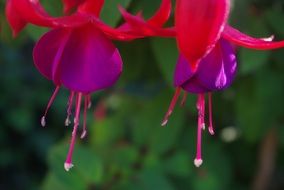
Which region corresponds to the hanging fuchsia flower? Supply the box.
[160,0,284,167]
[121,0,284,167]
[6,0,173,171]
[162,39,237,167]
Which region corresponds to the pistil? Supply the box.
[64,93,82,171]
[194,94,205,167]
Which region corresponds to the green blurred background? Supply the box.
[1,0,284,189]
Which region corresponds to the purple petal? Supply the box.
[33,24,123,93]
[33,28,70,85]
[196,39,237,90]
[59,25,122,93]
[174,55,207,93]
[174,39,237,94]
[174,55,196,87]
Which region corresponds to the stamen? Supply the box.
[87,95,92,109]
[64,93,82,171]
[41,86,60,127]
[81,95,88,139]
[208,93,215,135]
[202,123,206,131]
[194,94,205,167]
[161,87,181,126]
[65,91,75,126]
[180,91,188,107]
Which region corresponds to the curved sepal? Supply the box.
[92,17,147,41]
[6,0,52,29]
[5,0,27,36]
[147,0,172,27]
[223,25,284,50]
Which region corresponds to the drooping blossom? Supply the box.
[121,0,284,167]
[5,0,172,171]
[162,0,284,167]
[162,39,237,167]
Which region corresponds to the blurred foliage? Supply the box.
[0,0,284,190]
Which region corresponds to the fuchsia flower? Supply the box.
[6,0,173,171]
[162,39,237,167]
[121,0,284,167]
[161,0,284,167]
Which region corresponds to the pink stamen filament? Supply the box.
[81,95,88,139]
[194,94,205,167]
[41,86,60,127]
[161,87,181,126]
[65,91,75,126]
[201,94,205,130]
[180,91,188,107]
[208,93,215,135]
[64,93,82,171]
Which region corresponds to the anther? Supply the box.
[208,93,215,135]
[81,95,88,139]
[202,123,206,130]
[65,117,71,127]
[41,86,60,127]
[41,116,46,127]
[80,130,87,139]
[161,87,181,126]
[87,95,92,109]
